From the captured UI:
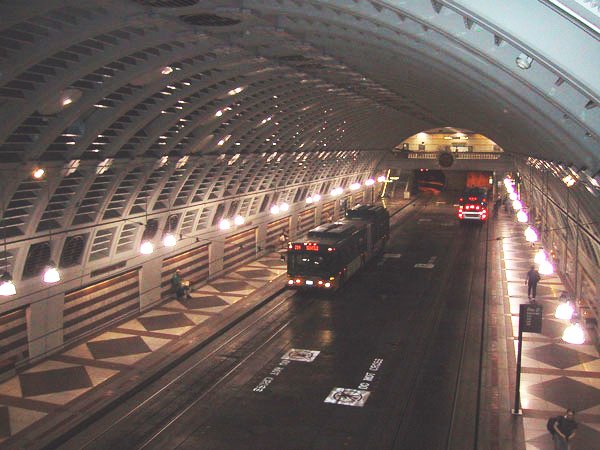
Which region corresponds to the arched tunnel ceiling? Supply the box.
[1,0,598,170]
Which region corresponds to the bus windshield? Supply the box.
[288,251,333,276]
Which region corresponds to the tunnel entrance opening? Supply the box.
[414,169,446,194]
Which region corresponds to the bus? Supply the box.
[457,187,489,222]
[287,204,390,291]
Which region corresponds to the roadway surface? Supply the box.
[56,193,489,450]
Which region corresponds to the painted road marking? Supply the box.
[325,357,383,407]
[415,256,437,269]
[383,253,402,259]
[418,218,432,223]
[282,348,320,362]
[253,358,291,393]
[324,388,370,407]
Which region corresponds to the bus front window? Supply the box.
[289,252,331,276]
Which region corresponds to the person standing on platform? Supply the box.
[525,265,541,300]
[552,409,578,450]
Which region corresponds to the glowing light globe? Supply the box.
[555,302,575,320]
[562,323,585,344]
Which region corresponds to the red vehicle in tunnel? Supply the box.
[457,187,489,222]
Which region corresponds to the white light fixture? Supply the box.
[161,66,173,75]
[538,259,554,275]
[219,219,231,230]
[509,192,518,201]
[312,194,321,202]
[534,249,547,265]
[513,200,523,211]
[515,53,533,70]
[517,210,528,222]
[140,240,154,255]
[365,179,375,186]
[0,272,16,296]
[306,196,313,204]
[562,322,585,344]
[524,226,538,242]
[350,182,361,191]
[377,175,386,183]
[331,187,343,196]
[555,302,575,320]
[234,215,245,226]
[163,233,177,247]
[280,202,289,212]
[270,205,280,215]
[32,168,45,179]
[43,262,61,283]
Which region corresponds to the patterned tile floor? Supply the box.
[498,218,600,450]
[0,253,287,444]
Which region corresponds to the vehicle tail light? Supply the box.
[295,278,302,284]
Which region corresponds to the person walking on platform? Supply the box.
[171,269,191,300]
[525,265,541,300]
[493,195,501,218]
[552,409,578,450]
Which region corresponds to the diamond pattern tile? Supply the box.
[19,366,92,397]
[211,280,252,293]
[181,295,228,309]
[527,377,600,412]
[235,268,276,278]
[138,313,195,331]
[527,344,598,369]
[87,336,151,360]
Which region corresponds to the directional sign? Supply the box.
[519,304,543,333]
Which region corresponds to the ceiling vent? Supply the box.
[180,14,241,26]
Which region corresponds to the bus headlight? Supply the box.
[288,280,294,285]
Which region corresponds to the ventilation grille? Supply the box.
[174,165,206,206]
[180,209,197,236]
[104,168,143,220]
[116,223,138,254]
[195,207,212,231]
[37,174,83,232]
[22,242,51,279]
[3,180,43,238]
[180,14,241,27]
[89,227,116,261]
[0,250,15,274]
[142,219,159,240]
[60,234,87,268]
[72,170,116,225]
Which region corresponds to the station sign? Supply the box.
[519,303,543,333]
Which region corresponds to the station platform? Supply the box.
[0,200,598,449]
[486,209,600,450]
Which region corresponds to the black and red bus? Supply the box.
[287,204,389,290]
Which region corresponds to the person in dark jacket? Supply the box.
[525,265,541,300]
[552,409,577,450]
